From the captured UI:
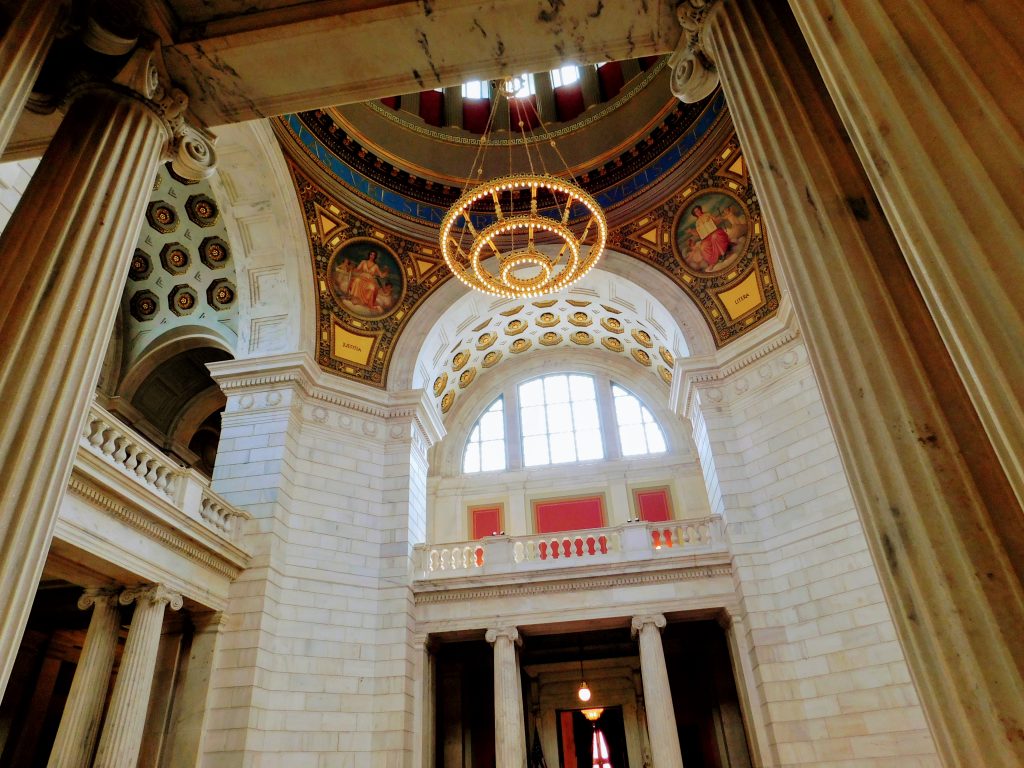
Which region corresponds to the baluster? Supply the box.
[462,546,473,569]
[538,541,548,561]
[475,546,484,567]
[440,549,451,571]
[586,536,596,556]
[513,541,524,563]
[429,550,439,572]
[574,537,584,557]
[674,526,684,548]
[109,435,127,465]
[664,529,674,548]
[698,522,709,544]
[652,529,663,550]
[562,538,571,558]
[152,465,169,492]
[122,443,140,472]
[598,534,608,554]
[144,459,161,486]
[526,540,537,561]
[82,419,99,444]
[133,452,152,480]
[99,427,118,457]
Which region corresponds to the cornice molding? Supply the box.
[209,353,445,446]
[414,562,732,604]
[672,297,802,415]
[65,473,245,580]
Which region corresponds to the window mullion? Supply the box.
[596,375,622,461]
[506,383,523,470]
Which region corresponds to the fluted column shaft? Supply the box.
[0,1,63,155]
[788,0,1024,510]
[46,589,121,768]
[0,87,169,693]
[485,627,526,768]
[93,585,182,768]
[631,615,684,768]
[700,1,1024,765]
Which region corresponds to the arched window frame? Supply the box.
[457,370,672,475]
[462,395,507,474]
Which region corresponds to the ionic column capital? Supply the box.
[630,614,667,638]
[119,585,183,611]
[77,587,120,611]
[34,19,217,181]
[669,0,723,103]
[485,626,522,647]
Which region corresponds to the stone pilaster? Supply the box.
[0,33,214,693]
[0,0,64,154]
[683,1,1024,765]
[485,626,526,768]
[46,589,121,768]
[92,585,182,768]
[411,633,435,768]
[788,0,1024,511]
[631,615,684,768]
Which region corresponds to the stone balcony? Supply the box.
[75,403,250,548]
[412,516,727,585]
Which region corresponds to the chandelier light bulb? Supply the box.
[578,681,592,702]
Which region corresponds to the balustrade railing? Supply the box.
[414,516,725,579]
[79,404,249,545]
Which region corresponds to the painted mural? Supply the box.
[329,239,404,319]
[674,190,749,273]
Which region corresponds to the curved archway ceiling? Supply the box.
[275,65,780,388]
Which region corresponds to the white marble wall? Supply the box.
[201,355,438,767]
[681,321,939,766]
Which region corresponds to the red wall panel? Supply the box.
[534,496,605,534]
[470,506,502,539]
[635,488,672,522]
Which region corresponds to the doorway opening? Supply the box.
[556,705,628,768]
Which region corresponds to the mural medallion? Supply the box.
[328,238,405,320]
[673,189,750,274]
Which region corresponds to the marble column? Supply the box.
[485,626,526,768]
[0,0,64,155]
[670,1,1024,765]
[0,40,211,694]
[93,585,182,768]
[787,0,1024,510]
[631,615,684,768]
[46,589,121,768]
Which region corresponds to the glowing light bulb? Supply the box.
[578,682,592,702]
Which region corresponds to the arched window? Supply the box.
[612,384,667,457]
[519,374,603,467]
[463,397,506,473]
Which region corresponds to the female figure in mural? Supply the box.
[691,204,733,268]
[349,250,388,309]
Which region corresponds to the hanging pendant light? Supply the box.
[440,76,607,299]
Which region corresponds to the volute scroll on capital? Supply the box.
[630,613,667,637]
[118,584,184,611]
[485,626,522,646]
[30,15,218,182]
[76,587,120,611]
[669,0,722,103]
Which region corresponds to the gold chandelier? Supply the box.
[440,78,607,299]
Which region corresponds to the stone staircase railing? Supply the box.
[413,516,725,580]
[79,404,250,545]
